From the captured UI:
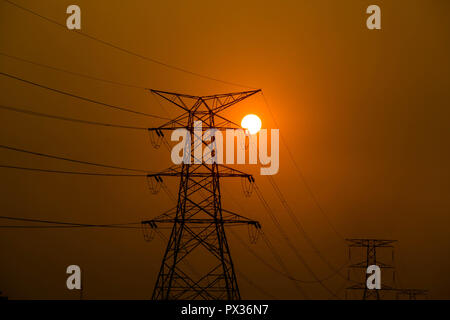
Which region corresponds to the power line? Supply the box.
[2,0,255,89]
[221,184,288,254]
[0,225,138,229]
[235,269,277,299]
[231,228,346,285]
[0,104,149,130]
[0,144,179,202]
[262,232,347,284]
[229,228,308,299]
[0,51,149,90]
[267,175,349,282]
[0,164,147,177]
[0,216,140,229]
[0,71,170,120]
[160,181,177,202]
[260,92,346,242]
[0,215,141,229]
[223,184,344,296]
[253,183,340,299]
[0,144,151,173]
[221,185,310,296]
[0,215,140,226]
[225,181,348,288]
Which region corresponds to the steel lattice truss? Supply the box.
[143,89,261,300]
[346,238,397,300]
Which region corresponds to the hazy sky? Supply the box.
[0,0,449,299]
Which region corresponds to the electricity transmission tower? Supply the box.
[345,238,397,300]
[142,89,262,300]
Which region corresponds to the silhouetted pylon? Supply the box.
[345,238,397,300]
[142,89,262,300]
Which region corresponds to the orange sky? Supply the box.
[0,0,449,299]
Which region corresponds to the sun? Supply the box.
[241,114,262,135]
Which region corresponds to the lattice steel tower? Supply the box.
[346,238,397,300]
[142,89,261,300]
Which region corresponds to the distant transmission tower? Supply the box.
[142,89,262,300]
[345,238,397,300]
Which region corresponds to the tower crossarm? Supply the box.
[142,218,260,228]
[142,208,260,228]
[147,165,253,179]
[346,238,397,247]
[150,89,261,113]
[147,110,242,132]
